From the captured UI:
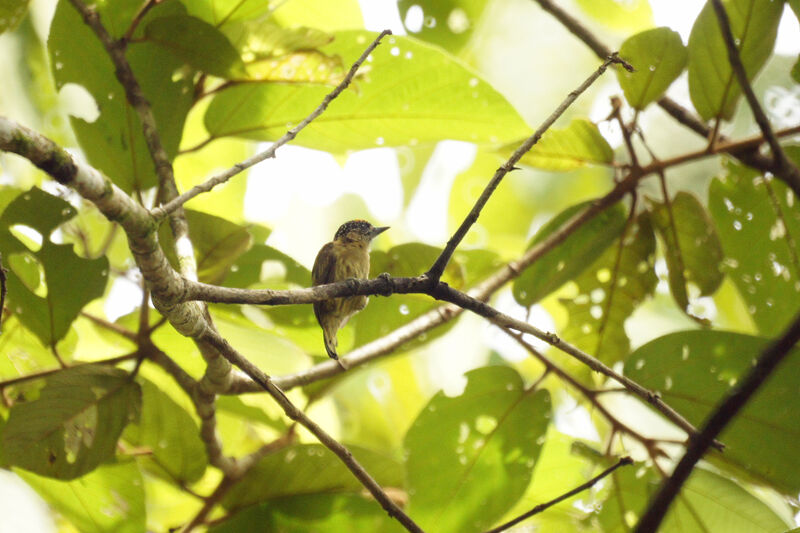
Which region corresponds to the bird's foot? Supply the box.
[378,272,393,296]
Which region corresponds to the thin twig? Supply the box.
[485,456,633,533]
[121,0,161,45]
[199,329,424,533]
[425,52,633,283]
[710,0,800,197]
[81,312,139,342]
[152,30,393,220]
[634,311,800,532]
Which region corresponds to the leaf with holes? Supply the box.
[48,0,193,192]
[561,213,657,365]
[221,444,403,511]
[18,461,145,533]
[709,160,800,336]
[144,14,246,78]
[504,119,614,171]
[649,191,724,320]
[2,366,140,480]
[513,201,628,307]
[596,464,790,532]
[617,27,687,110]
[687,0,782,121]
[204,31,530,152]
[405,366,550,533]
[0,188,108,345]
[123,379,207,483]
[625,330,800,495]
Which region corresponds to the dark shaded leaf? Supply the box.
[2,366,140,479]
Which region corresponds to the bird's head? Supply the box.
[334,219,389,244]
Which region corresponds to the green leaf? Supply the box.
[405,366,551,533]
[574,0,653,31]
[0,188,109,345]
[0,0,29,35]
[649,191,724,316]
[159,209,252,284]
[625,330,800,495]
[617,27,688,110]
[351,243,502,351]
[397,0,491,54]
[211,493,398,533]
[222,443,403,511]
[597,465,790,532]
[687,0,783,121]
[791,55,800,84]
[504,119,614,171]
[2,366,140,480]
[18,461,145,533]
[123,379,207,483]
[513,201,628,307]
[709,159,800,336]
[144,15,246,78]
[48,0,194,192]
[561,213,657,365]
[182,0,277,26]
[204,31,530,153]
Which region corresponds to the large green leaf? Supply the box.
[709,161,800,336]
[505,119,614,171]
[221,443,403,510]
[182,0,279,26]
[204,31,530,153]
[405,366,551,533]
[625,330,800,495]
[617,27,688,110]
[687,0,782,121]
[212,493,399,533]
[649,191,724,316]
[513,201,629,307]
[561,213,657,365]
[397,0,491,54]
[144,14,246,78]
[0,0,29,34]
[18,461,145,533]
[0,187,109,345]
[596,465,790,532]
[2,366,141,480]
[48,0,194,192]
[123,379,207,483]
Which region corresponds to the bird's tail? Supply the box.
[323,329,338,360]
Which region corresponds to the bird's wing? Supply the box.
[312,242,336,286]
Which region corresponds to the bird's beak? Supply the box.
[370,226,389,239]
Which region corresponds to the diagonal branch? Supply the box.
[634,311,800,532]
[710,0,800,196]
[485,456,633,533]
[425,52,633,283]
[198,329,424,533]
[152,29,393,220]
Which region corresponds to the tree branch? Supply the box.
[710,0,800,197]
[425,52,633,283]
[485,456,633,533]
[634,311,800,532]
[198,329,424,533]
[151,29,393,220]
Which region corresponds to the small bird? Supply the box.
[312,220,389,361]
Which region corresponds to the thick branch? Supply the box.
[710,0,800,197]
[634,312,800,532]
[152,30,392,220]
[426,52,632,283]
[485,456,633,533]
